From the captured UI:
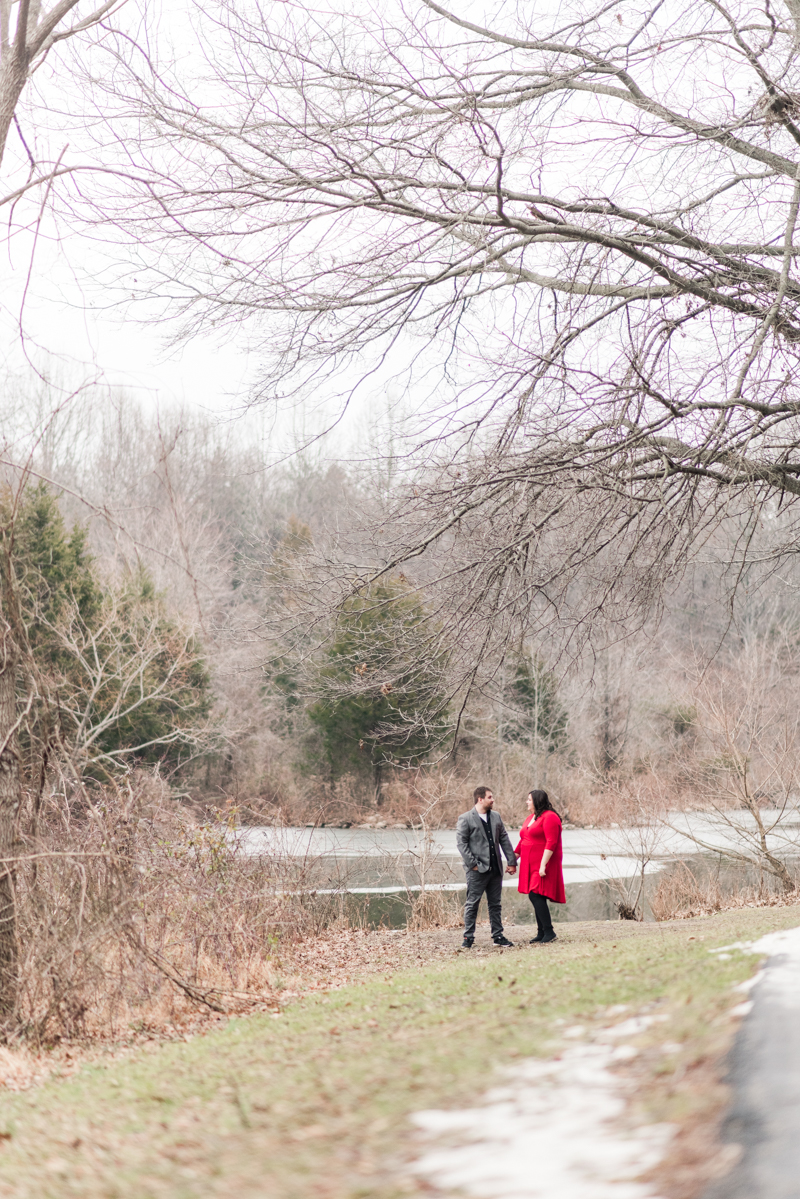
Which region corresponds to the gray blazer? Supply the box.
[456,807,517,875]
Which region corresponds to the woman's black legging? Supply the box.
[529,891,554,937]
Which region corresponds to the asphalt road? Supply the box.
[705,927,800,1199]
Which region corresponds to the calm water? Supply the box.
[233,824,661,926]
[233,813,800,927]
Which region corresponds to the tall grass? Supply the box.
[12,773,366,1044]
[650,859,798,921]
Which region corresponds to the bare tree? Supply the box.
[674,634,800,890]
[71,0,800,706]
[0,389,220,1026]
[0,0,161,1028]
[1,0,124,178]
[36,583,212,777]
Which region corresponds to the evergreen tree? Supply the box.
[2,484,211,777]
[308,578,448,786]
[83,568,212,771]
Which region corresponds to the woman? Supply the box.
[515,789,565,943]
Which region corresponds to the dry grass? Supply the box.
[404,888,462,932]
[0,909,797,1197]
[650,861,724,920]
[11,773,385,1045]
[236,757,540,830]
[650,859,797,921]
[15,761,798,1050]
[0,1046,42,1091]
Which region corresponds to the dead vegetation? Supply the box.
[404,888,462,932]
[237,762,537,831]
[2,762,482,1049]
[10,771,396,1046]
[650,861,798,922]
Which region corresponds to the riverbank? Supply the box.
[0,907,798,1197]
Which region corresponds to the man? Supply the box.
[456,785,517,948]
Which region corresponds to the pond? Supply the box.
[234,813,800,927]
[234,824,663,926]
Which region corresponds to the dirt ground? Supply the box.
[0,909,795,1199]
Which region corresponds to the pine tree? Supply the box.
[308,578,448,789]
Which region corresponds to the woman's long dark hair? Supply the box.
[529,789,559,818]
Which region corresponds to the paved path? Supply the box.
[706,927,800,1199]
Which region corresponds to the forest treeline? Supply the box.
[5,0,800,1040]
[4,385,797,835]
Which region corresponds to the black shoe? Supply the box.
[529,932,544,944]
[461,938,474,949]
[539,931,557,944]
[493,936,514,948]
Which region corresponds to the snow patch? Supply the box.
[709,926,800,1012]
[734,970,764,994]
[597,1015,666,1042]
[409,928,800,1198]
[748,925,800,1012]
[709,926,800,959]
[747,924,800,959]
[411,1036,672,1198]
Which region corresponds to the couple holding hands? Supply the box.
[456,786,565,949]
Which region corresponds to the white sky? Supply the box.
[0,0,354,442]
[1,0,504,451]
[1,0,766,454]
[0,213,395,466]
[0,253,255,413]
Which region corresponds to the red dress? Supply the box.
[515,811,566,903]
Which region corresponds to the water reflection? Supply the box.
[234,816,800,927]
[346,879,624,929]
[235,824,663,926]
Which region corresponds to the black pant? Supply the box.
[463,869,504,940]
[529,891,554,937]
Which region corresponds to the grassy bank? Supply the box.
[0,907,798,1199]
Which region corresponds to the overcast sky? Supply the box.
[0,238,255,412]
[1,0,313,435]
[0,0,560,458]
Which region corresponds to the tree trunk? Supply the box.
[0,617,20,1022]
[0,34,30,171]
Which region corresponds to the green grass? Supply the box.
[0,906,798,1198]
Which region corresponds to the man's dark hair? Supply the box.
[473,785,492,802]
